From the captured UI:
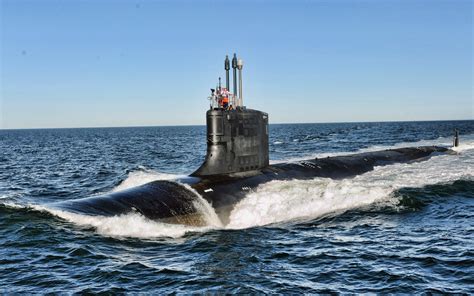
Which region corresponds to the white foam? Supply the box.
[227,178,392,229]
[271,133,474,164]
[51,180,222,238]
[180,183,223,228]
[112,170,222,227]
[1,201,26,209]
[32,205,210,239]
[228,135,474,229]
[0,200,219,239]
[3,134,472,239]
[0,169,222,239]
[452,140,474,153]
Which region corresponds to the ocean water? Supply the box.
[1,120,473,293]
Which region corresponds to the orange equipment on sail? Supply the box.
[222,96,229,109]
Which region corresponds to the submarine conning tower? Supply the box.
[192,54,269,177]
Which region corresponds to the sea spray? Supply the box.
[3,133,472,238]
[228,139,473,228]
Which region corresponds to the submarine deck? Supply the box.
[52,146,451,225]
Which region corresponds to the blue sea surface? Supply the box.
[1,120,473,293]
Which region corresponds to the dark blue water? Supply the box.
[1,121,473,293]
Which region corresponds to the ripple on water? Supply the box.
[0,123,474,293]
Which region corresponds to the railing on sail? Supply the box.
[208,93,241,110]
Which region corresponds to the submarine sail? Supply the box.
[192,54,269,176]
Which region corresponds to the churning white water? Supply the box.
[227,139,473,228]
[5,134,473,239]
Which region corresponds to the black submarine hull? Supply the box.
[52,146,450,225]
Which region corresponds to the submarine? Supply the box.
[53,54,453,225]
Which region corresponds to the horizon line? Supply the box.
[1,118,472,131]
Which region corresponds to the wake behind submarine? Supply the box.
[53,54,455,226]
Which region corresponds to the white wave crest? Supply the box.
[0,200,219,239]
[180,183,223,228]
[272,133,474,164]
[3,134,472,239]
[33,205,210,239]
[40,181,222,238]
[227,178,391,229]
[112,170,222,228]
[228,135,474,228]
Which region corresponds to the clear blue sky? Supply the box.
[1,0,472,129]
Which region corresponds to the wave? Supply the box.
[228,136,474,228]
[1,172,222,239]
[36,205,214,239]
[0,202,219,239]
[270,133,474,164]
[2,134,473,239]
[227,178,393,229]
